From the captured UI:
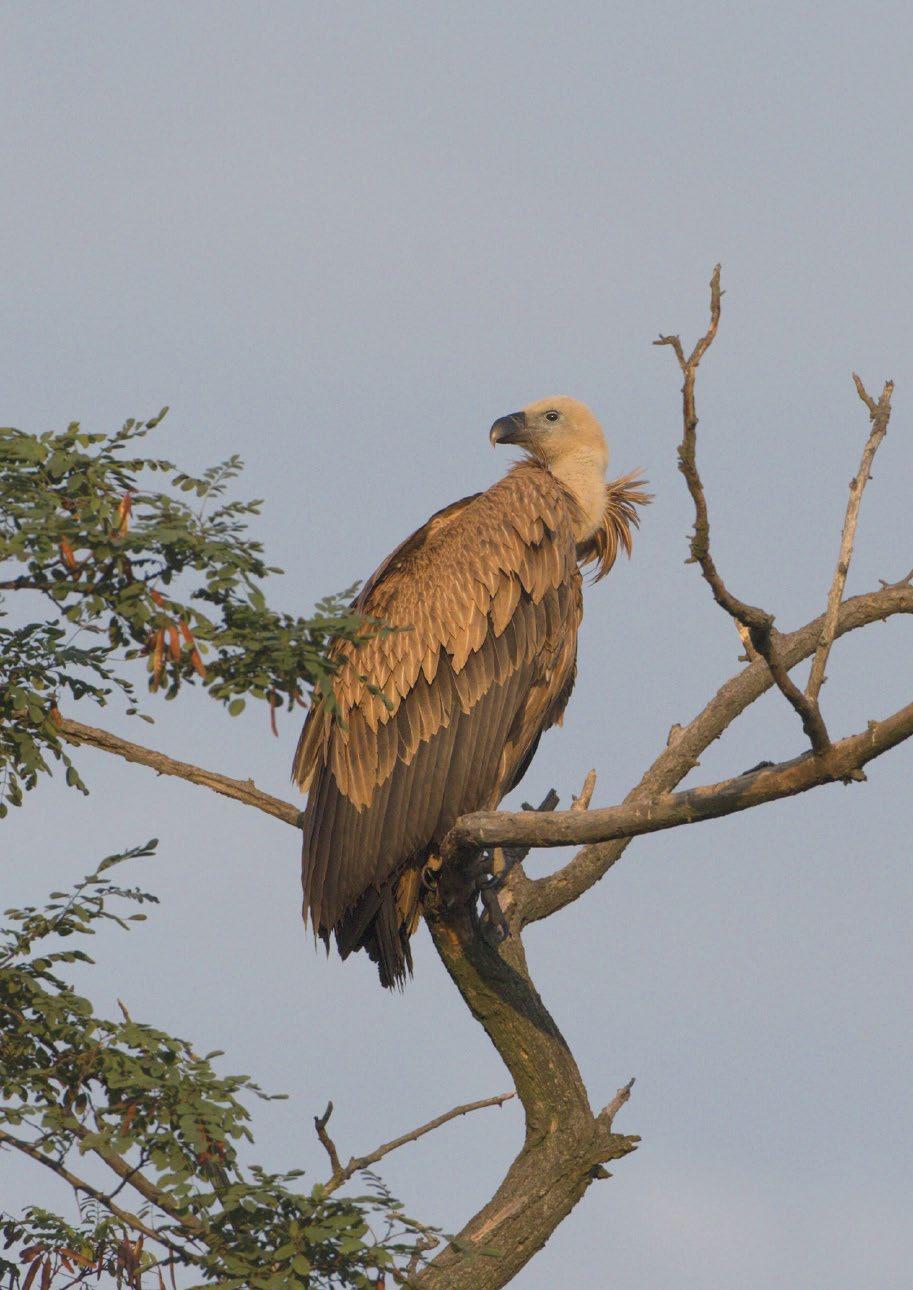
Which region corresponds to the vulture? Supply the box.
[293,397,648,987]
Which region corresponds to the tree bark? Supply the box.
[415,897,636,1290]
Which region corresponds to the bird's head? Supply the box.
[489,396,609,472]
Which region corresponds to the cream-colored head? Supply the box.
[490,396,609,538]
[490,396,608,469]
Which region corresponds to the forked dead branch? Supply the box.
[46,269,912,1290]
[806,372,894,702]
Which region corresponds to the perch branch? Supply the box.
[415,385,912,1288]
[806,375,894,701]
[655,264,831,754]
[443,696,913,852]
[521,583,913,923]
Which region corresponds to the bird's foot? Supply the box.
[478,882,510,943]
[420,852,444,891]
[472,845,528,944]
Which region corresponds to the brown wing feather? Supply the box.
[294,464,583,986]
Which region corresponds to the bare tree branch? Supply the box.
[655,264,831,754]
[880,564,913,590]
[599,1078,635,1129]
[316,1093,516,1195]
[520,583,913,924]
[571,769,596,811]
[443,696,913,853]
[806,374,894,701]
[58,716,302,827]
[314,1101,343,1180]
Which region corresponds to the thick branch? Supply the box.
[416,903,637,1290]
[418,587,913,1288]
[58,716,302,828]
[656,265,831,754]
[444,700,913,852]
[521,584,913,923]
[806,375,894,701]
[316,1093,516,1195]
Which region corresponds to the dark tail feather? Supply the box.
[335,881,413,989]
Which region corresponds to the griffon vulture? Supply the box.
[293,397,648,986]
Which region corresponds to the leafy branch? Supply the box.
[0,850,437,1288]
[0,411,373,813]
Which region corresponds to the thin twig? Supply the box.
[66,1117,204,1233]
[0,1129,187,1255]
[879,565,913,590]
[655,265,831,755]
[599,1078,635,1128]
[571,769,597,811]
[806,375,894,701]
[318,1093,516,1194]
[403,1231,443,1283]
[314,1102,342,1179]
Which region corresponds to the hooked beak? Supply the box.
[489,410,529,447]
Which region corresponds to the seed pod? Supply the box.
[116,491,132,535]
[59,537,79,570]
[152,629,164,683]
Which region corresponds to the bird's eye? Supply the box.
[545,409,560,423]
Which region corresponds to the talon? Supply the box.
[480,918,509,946]
[479,885,510,943]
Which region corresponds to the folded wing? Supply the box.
[293,464,582,986]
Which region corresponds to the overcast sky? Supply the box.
[3,3,913,1286]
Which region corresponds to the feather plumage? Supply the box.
[294,401,648,987]
[577,471,652,581]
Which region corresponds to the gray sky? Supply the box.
[3,3,913,1286]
